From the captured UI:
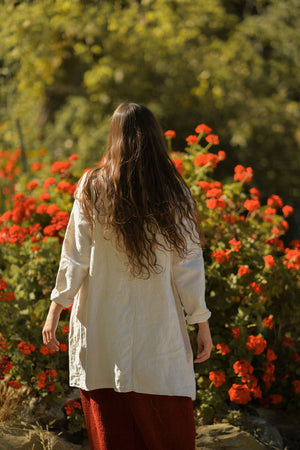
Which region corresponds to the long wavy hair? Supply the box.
[76,103,200,278]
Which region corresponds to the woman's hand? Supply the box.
[194,321,213,363]
[42,302,64,352]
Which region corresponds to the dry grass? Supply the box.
[0,380,32,422]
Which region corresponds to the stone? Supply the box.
[196,423,266,449]
[245,415,284,449]
[0,422,88,450]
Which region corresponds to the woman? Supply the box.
[42,103,213,450]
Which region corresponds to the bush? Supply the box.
[0,127,299,434]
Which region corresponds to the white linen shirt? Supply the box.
[50,191,211,400]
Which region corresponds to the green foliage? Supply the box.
[0,0,299,206]
[1,124,299,432]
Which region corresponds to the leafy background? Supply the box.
[0,0,300,238]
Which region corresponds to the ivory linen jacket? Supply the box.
[51,190,211,400]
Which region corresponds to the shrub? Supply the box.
[0,128,299,434]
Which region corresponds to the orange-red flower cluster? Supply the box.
[267,195,283,209]
[209,371,226,387]
[36,369,57,392]
[283,247,300,271]
[228,383,252,405]
[282,205,294,217]
[51,161,72,174]
[195,124,212,135]
[0,339,8,350]
[292,380,300,394]
[229,238,241,252]
[18,341,36,354]
[43,177,56,189]
[211,249,230,263]
[7,380,22,389]
[171,158,184,175]
[205,134,219,145]
[40,345,56,355]
[262,361,275,390]
[186,135,198,145]
[164,130,176,139]
[0,149,21,181]
[216,343,231,355]
[249,282,262,295]
[0,356,13,380]
[43,211,70,237]
[233,360,254,378]
[238,265,251,276]
[194,153,219,169]
[244,199,261,212]
[264,255,275,268]
[246,335,267,355]
[234,165,253,183]
[232,327,241,338]
[263,315,274,330]
[64,399,82,415]
[59,343,68,352]
[56,181,76,195]
[31,161,43,172]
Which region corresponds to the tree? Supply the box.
[0,0,299,219]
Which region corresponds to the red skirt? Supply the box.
[80,388,196,450]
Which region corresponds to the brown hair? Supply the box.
[76,103,200,278]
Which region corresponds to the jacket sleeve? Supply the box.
[50,195,92,308]
[172,222,211,325]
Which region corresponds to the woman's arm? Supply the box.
[194,321,213,363]
[43,175,92,349]
[42,301,64,351]
[172,220,213,362]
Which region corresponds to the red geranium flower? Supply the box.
[264,255,275,268]
[218,150,226,160]
[263,315,274,330]
[234,165,253,183]
[266,349,277,362]
[64,400,82,415]
[51,161,72,174]
[282,205,294,217]
[292,380,300,394]
[195,124,212,135]
[209,371,226,387]
[171,158,184,175]
[164,130,176,139]
[232,327,241,339]
[238,265,250,276]
[68,154,79,161]
[228,384,252,405]
[267,195,283,209]
[249,187,261,197]
[186,135,198,145]
[43,177,56,189]
[205,134,219,145]
[229,238,241,252]
[31,162,42,172]
[249,282,262,295]
[7,380,22,389]
[211,249,230,263]
[216,343,231,355]
[27,180,38,190]
[244,199,261,212]
[246,335,267,355]
[233,360,254,377]
[18,341,36,354]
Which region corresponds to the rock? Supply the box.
[196,423,266,449]
[0,422,89,450]
[245,415,284,449]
